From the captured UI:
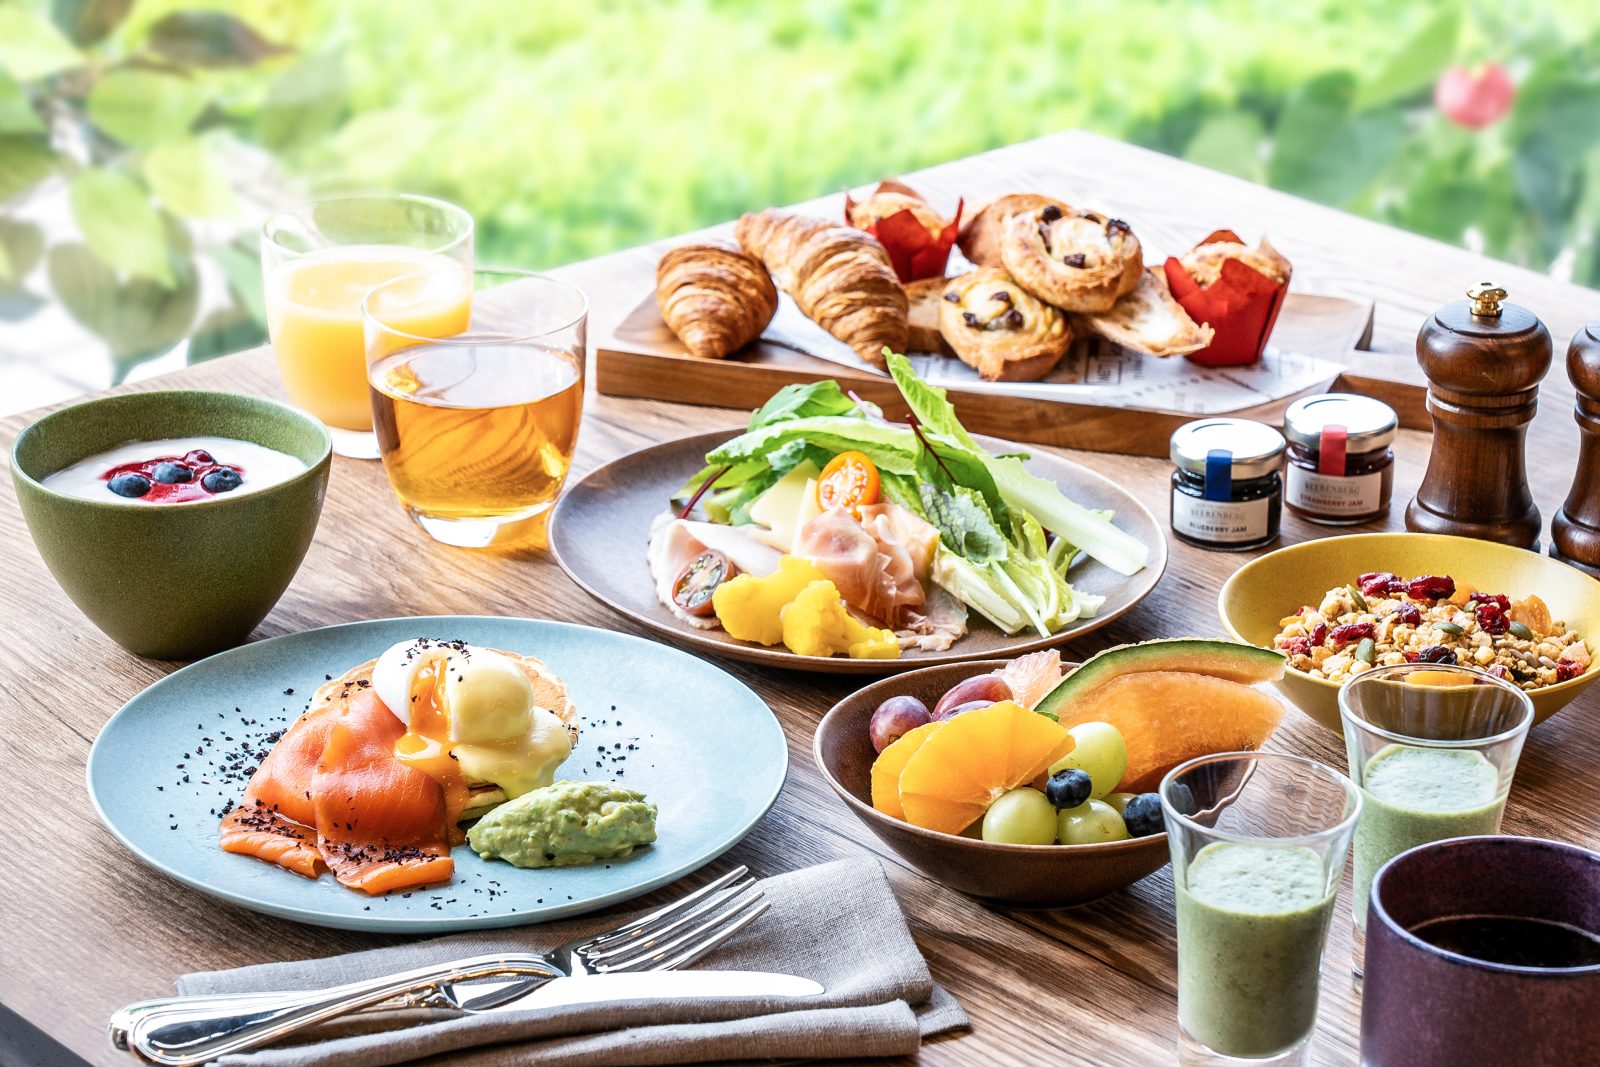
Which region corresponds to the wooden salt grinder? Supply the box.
[1406,284,1552,549]
[1552,321,1600,575]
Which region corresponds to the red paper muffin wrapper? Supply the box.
[845,183,962,283]
[1163,229,1289,368]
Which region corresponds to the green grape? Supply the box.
[1104,791,1139,816]
[1056,799,1131,845]
[1048,722,1129,800]
[981,787,1057,845]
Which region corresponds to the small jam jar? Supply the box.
[1282,393,1397,525]
[1169,418,1285,551]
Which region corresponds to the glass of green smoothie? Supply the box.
[1162,751,1361,1066]
[1340,661,1533,976]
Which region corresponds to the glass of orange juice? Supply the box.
[262,194,473,458]
[363,268,587,548]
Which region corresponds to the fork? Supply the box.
[111,866,765,1065]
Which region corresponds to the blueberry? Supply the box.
[1045,768,1093,810]
[1122,792,1165,837]
[152,462,192,484]
[107,473,151,498]
[201,467,243,493]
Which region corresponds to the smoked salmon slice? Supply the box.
[219,682,454,895]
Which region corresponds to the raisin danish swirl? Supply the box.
[937,266,1071,382]
[956,193,1071,269]
[1000,203,1142,313]
[736,209,908,368]
[656,241,779,359]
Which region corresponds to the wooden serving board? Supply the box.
[597,288,1430,457]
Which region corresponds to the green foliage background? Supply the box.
[5,0,1600,375]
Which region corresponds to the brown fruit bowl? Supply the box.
[814,660,1171,908]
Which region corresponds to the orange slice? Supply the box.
[1056,673,1282,792]
[897,702,1073,835]
[870,720,945,820]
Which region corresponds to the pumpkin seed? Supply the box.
[1436,621,1465,635]
[1509,621,1533,640]
[1355,638,1376,664]
[1347,585,1368,612]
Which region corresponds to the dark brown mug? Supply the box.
[1361,836,1600,1066]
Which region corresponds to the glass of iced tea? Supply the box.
[363,268,586,548]
[262,194,474,459]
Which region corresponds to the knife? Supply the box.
[450,969,825,1012]
[125,971,825,1065]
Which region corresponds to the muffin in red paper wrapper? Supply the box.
[845,180,963,283]
[1162,230,1292,367]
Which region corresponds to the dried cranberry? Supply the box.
[1486,665,1512,681]
[1413,645,1458,665]
[1393,603,1423,626]
[1469,592,1512,612]
[1358,572,1404,598]
[1281,637,1311,657]
[1407,575,1456,601]
[1475,602,1509,635]
[1557,659,1585,682]
[1329,623,1375,646]
[1309,621,1329,646]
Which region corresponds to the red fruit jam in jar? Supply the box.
[1282,393,1397,525]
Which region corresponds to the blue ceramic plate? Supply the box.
[87,617,786,933]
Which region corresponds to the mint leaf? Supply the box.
[920,482,1008,565]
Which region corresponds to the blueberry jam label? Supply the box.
[1286,467,1383,517]
[1172,492,1271,543]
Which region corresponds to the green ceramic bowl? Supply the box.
[11,390,331,660]
[1218,532,1600,734]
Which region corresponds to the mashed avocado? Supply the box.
[467,780,657,868]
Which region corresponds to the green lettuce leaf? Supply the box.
[747,380,860,429]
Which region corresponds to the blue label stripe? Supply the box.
[1204,449,1233,501]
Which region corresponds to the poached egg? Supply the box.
[371,638,573,801]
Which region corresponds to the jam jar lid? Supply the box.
[1283,393,1398,452]
[1170,418,1286,480]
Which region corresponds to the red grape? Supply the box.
[869,695,932,752]
[933,675,1012,719]
[935,699,996,722]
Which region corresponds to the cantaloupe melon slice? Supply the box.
[870,720,945,820]
[897,702,1073,835]
[1055,672,1284,792]
[1036,638,1285,720]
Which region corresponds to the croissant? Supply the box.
[656,241,778,359]
[735,210,908,368]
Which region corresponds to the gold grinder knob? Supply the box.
[1468,282,1507,318]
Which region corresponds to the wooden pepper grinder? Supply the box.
[1552,321,1600,575]
[1406,283,1552,549]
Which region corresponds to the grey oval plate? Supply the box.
[550,430,1167,674]
[87,616,786,932]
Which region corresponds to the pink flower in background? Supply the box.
[1435,63,1515,129]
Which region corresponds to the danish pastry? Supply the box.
[736,210,908,368]
[937,267,1071,382]
[1078,268,1214,357]
[656,241,778,360]
[956,193,1071,269]
[1000,203,1142,313]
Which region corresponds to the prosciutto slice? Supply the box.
[647,513,782,628]
[794,503,968,648]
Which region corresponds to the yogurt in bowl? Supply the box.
[42,436,307,504]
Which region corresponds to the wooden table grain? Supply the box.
[4,130,1599,1067]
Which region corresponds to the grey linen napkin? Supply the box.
[176,858,969,1066]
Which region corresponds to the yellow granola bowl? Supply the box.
[1217,532,1600,734]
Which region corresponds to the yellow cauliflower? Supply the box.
[779,580,900,660]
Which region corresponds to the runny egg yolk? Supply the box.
[392,658,470,832]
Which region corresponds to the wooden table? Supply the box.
[4,130,1599,1067]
